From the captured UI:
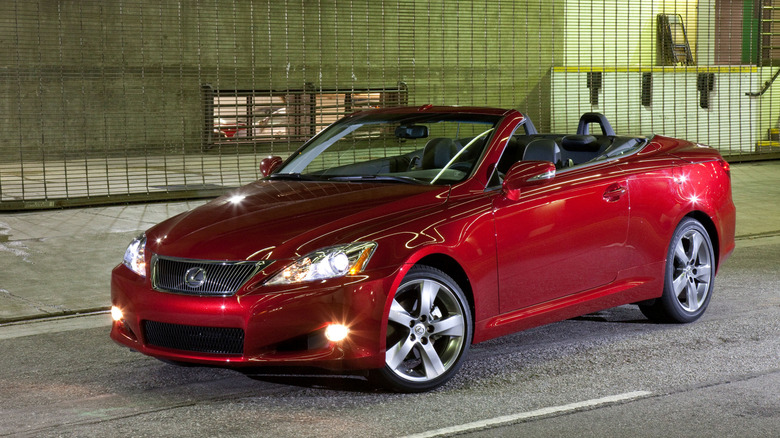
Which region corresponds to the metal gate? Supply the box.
[1,0,778,210]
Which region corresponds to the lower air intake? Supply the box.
[143,320,244,356]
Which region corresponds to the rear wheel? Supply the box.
[371,266,472,392]
[640,218,715,323]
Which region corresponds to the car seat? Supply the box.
[522,138,562,167]
[422,138,459,169]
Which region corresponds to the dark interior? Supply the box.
[496,133,647,174]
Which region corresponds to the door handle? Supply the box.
[603,184,627,202]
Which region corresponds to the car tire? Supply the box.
[371,265,472,392]
[639,217,715,323]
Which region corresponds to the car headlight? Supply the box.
[265,242,377,285]
[122,234,147,277]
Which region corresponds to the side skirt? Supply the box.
[472,263,664,344]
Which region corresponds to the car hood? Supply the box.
[145,180,448,261]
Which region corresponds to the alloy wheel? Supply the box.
[385,277,466,382]
[671,228,713,312]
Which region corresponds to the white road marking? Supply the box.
[0,312,111,340]
[402,391,652,438]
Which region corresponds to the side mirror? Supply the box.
[259,156,283,177]
[502,161,556,201]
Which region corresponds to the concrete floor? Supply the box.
[0,160,778,323]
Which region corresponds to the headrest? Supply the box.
[522,138,561,164]
[577,112,615,136]
[422,138,458,169]
[561,135,599,151]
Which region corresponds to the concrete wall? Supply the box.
[1,0,775,206]
[562,0,700,66]
[550,67,766,154]
[557,0,779,154]
[0,0,563,162]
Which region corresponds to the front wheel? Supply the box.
[371,266,472,392]
[639,217,715,323]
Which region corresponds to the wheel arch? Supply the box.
[414,253,476,329]
[685,210,720,271]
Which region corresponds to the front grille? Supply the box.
[151,255,269,296]
[143,320,244,355]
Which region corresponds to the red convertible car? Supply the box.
[111,105,735,392]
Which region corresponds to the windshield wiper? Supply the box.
[267,173,323,181]
[327,175,423,185]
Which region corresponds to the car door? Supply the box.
[492,161,630,313]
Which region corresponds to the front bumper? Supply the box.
[110,263,401,371]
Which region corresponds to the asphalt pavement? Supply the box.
[1,234,777,437]
[0,160,779,323]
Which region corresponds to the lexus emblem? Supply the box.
[184,267,206,288]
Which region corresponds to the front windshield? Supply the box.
[274,112,500,185]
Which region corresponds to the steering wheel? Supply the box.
[407,156,421,171]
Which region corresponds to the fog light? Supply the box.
[324,324,350,342]
[111,306,124,322]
